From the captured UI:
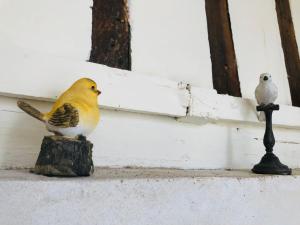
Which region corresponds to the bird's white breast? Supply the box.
[46,121,95,138]
[255,82,278,105]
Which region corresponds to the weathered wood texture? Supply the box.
[205,0,241,97]
[32,136,94,177]
[275,0,300,107]
[90,0,131,70]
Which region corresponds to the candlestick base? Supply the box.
[252,152,291,175]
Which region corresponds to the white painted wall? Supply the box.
[0,45,299,170]
[0,0,294,99]
[0,0,299,171]
[1,95,300,170]
[129,0,213,88]
[0,0,213,88]
[0,0,92,61]
[1,1,300,223]
[290,0,300,54]
[229,0,292,105]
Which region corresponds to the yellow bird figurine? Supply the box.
[17,78,101,138]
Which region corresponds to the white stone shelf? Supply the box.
[1,168,300,225]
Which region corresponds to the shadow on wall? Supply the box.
[0,110,49,169]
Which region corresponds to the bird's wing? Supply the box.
[255,85,261,104]
[48,103,79,128]
[271,83,278,101]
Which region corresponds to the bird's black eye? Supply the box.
[91,86,95,90]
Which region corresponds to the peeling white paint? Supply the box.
[180,86,300,129]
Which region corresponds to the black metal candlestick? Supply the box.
[252,103,292,175]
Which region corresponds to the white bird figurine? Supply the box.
[255,73,278,121]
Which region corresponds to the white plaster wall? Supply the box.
[129,0,213,88]
[229,0,292,105]
[0,0,92,60]
[290,0,300,54]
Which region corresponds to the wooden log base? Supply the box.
[31,135,94,177]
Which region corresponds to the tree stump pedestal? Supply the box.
[31,135,94,177]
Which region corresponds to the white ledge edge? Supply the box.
[1,50,300,129]
[178,87,300,129]
[0,50,189,117]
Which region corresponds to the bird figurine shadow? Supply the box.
[17,78,101,177]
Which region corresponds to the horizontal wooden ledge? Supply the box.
[1,49,300,129]
[178,87,300,129]
[0,49,189,117]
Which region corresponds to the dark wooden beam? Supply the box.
[275,0,300,106]
[90,0,131,70]
[205,0,241,97]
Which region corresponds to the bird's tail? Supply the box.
[17,101,45,122]
[258,112,266,121]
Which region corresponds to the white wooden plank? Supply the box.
[182,86,300,129]
[0,96,228,169]
[129,0,213,88]
[1,44,299,129]
[290,0,300,54]
[0,45,189,117]
[228,0,292,105]
[2,96,300,170]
